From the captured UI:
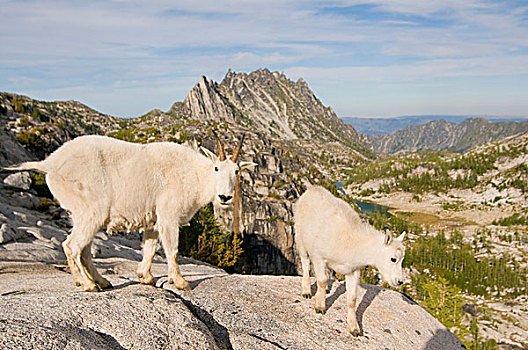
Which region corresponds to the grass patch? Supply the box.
[393,211,443,227]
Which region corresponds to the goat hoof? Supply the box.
[83,283,102,292]
[168,278,191,291]
[349,328,363,337]
[139,276,155,285]
[177,283,191,291]
[137,272,155,285]
[302,293,312,299]
[315,308,326,315]
[98,279,113,290]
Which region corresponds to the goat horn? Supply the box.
[231,133,246,162]
[211,129,226,161]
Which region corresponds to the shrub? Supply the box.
[18,115,31,127]
[16,127,49,153]
[416,276,464,331]
[179,204,243,271]
[12,97,25,113]
[36,198,53,211]
[108,128,136,142]
[30,172,53,198]
[494,213,528,226]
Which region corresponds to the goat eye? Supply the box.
[214,167,219,172]
[235,170,239,175]
[391,258,397,263]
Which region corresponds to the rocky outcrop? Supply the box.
[171,68,366,150]
[0,261,219,349]
[367,118,528,154]
[182,75,236,123]
[219,69,363,146]
[0,170,464,349]
[0,257,464,350]
[3,172,31,190]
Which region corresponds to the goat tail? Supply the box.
[2,160,47,173]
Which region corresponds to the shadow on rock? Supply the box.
[109,280,140,291]
[241,234,296,275]
[326,281,346,310]
[165,289,233,350]
[401,292,418,305]
[356,285,382,333]
[424,328,466,350]
[248,333,287,350]
[1,318,126,350]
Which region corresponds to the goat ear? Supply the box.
[239,161,257,170]
[396,231,406,242]
[200,147,217,161]
[384,230,393,245]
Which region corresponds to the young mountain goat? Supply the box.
[6,134,256,292]
[294,186,406,336]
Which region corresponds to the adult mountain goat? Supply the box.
[294,186,406,336]
[6,134,256,292]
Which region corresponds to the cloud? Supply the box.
[286,54,528,85]
[0,0,527,117]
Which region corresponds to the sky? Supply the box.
[1,0,528,118]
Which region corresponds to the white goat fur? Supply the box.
[9,135,254,291]
[294,186,406,336]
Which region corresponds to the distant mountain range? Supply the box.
[343,115,528,135]
[365,118,528,154]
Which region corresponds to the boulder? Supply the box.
[0,223,26,244]
[3,171,31,190]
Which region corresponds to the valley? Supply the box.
[346,133,528,348]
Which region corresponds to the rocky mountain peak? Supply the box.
[217,69,363,145]
[168,68,364,149]
[180,74,235,123]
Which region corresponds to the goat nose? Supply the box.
[218,195,232,202]
[398,280,403,286]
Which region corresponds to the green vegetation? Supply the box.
[12,96,25,113]
[493,213,528,226]
[176,130,189,143]
[363,209,526,348]
[470,318,498,350]
[406,230,527,297]
[415,276,466,336]
[346,143,528,194]
[367,211,423,236]
[395,211,444,227]
[16,127,50,153]
[441,201,465,211]
[108,126,173,143]
[36,198,54,212]
[108,128,136,142]
[179,204,243,271]
[18,115,31,127]
[30,172,53,198]
[31,107,43,121]
[268,191,281,200]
